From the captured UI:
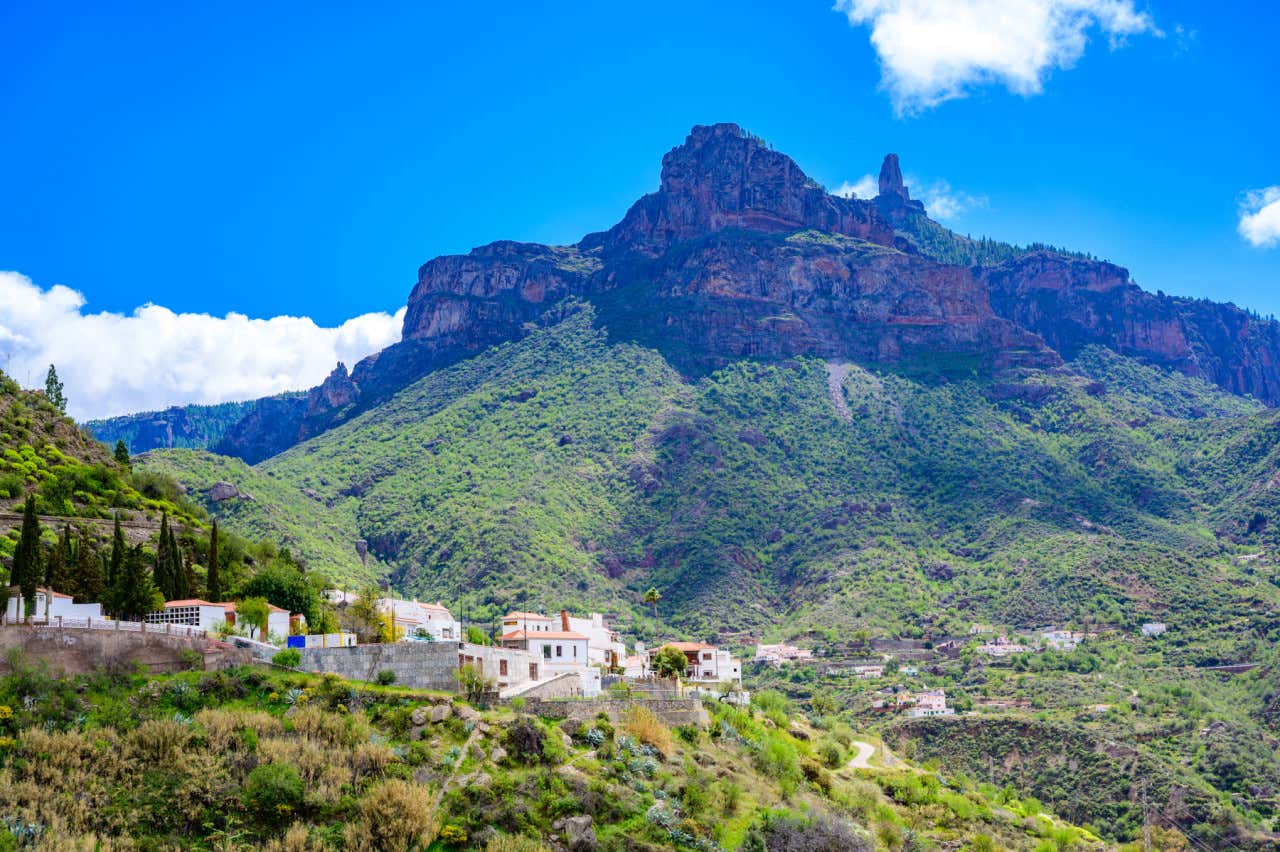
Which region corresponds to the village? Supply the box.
[2,579,1169,720]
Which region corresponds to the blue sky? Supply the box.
[1,0,1278,417]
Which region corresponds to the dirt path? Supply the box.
[825,361,853,424]
[849,740,876,768]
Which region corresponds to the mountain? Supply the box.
[86,399,261,454]
[137,124,1280,844]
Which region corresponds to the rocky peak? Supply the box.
[605,123,895,255]
[878,153,907,200]
[300,362,361,440]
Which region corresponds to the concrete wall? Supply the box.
[0,625,250,675]
[298,641,459,691]
[520,697,709,727]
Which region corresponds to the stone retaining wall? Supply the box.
[521,697,709,727]
[0,625,250,674]
[298,641,458,691]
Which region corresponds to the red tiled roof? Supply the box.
[500,629,587,641]
[503,611,552,621]
[163,598,220,608]
[216,600,289,614]
[661,641,714,652]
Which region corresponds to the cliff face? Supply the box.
[207,123,1280,462]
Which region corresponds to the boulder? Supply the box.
[411,707,429,726]
[209,482,240,502]
[428,704,451,724]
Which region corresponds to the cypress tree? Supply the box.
[44,364,66,413]
[170,528,189,599]
[113,440,131,468]
[13,497,42,619]
[104,516,126,614]
[206,519,221,603]
[73,529,102,604]
[113,545,161,621]
[46,524,74,593]
[154,512,172,600]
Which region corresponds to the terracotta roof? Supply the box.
[661,641,714,652]
[163,598,220,608]
[216,601,289,614]
[503,611,552,621]
[501,629,587,641]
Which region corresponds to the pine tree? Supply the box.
[13,497,42,619]
[44,365,66,413]
[73,529,102,604]
[113,440,131,468]
[113,545,161,620]
[206,519,222,603]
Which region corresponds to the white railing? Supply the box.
[3,615,209,639]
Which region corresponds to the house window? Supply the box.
[499,659,508,676]
[555,645,563,657]
[542,645,551,659]
[573,645,577,658]
[702,652,712,661]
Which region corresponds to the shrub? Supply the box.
[243,762,305,825]
[484,836,553,852]
[760,814,872,851]
[504,717,546,765]
[273,649,302,668]
[620,704,674,756]
[817,738,844,768]
[375,669,397,686]
[343,779,435,851]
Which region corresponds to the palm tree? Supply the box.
[643,587,661,620]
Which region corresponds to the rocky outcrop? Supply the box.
[603,123,895,256]
[213,393,308,465]
[984,252,1280,401]
[299,363,360,440]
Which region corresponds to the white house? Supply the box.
[1141,622,1167,637]
[5,587,102,623]
[460,642,535,693]
[501,611,557,634]
[907,690,955,718]
[754,643,814,666]
[380,597,461,642]
[975,635,1033,657]
[654,642,743,687]
[566,612,627,669]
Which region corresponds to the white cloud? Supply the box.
[834,172,985,220]
[0,271,405,420]
[834,174,879,199]
[1239,187,1280,248]
[915,178,987,220]
[834,0,1160,114]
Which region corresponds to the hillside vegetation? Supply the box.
[0,659,1108,850]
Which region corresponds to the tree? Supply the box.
[643,586,662,619]
[45,524,73,592]
[205,519,222,602]
[236,597,271,640]
[153,512,177,600]
[169,527,190,599]
[72,528,102,603]
[113,440,131,468]
[12,497,43,619]
[237,561,320,625]
[112,545,162,620]
[43,365,66,413]
[102,515,126,613]
[465,624,490,646]
[653,645,688,679]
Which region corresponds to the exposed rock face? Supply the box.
[300,363,360,440]
[213,394,308,465]
[604,123,895,256]
[205,123,1280,462]
[984,252,1280,402]
[209,482,241,502]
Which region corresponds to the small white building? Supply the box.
[1140,622,1167,637]
[654,642,743,687]
[566,612,627,669]
[501,611,557,634]
[460,642,535,693]
[754,643,815,666]
[5,587,102,623]
[287,632,357,649]
[975,635,1033,657]
[907,689,955,718]
[380,598,461,642]
[146,598,231,631]
[851,664,885,680]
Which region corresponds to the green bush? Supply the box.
[272,649,302,668]
[243,762,305,824]
[376,669,397,686]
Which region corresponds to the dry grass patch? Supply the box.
[620,704,674,756]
